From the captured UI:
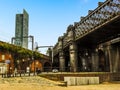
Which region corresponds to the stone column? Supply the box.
[105,45,112,72]
[118,47,120,72]
[91,51,99,72]
[58,36,65,72]
[112,46,120,72]
[69,42,78,72]
[59,51,65,72]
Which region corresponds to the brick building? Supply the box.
[0,41,52,74]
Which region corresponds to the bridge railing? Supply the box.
[75,0,120,40]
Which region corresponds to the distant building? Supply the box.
[14,9,29,49]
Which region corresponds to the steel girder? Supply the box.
[75,0,120,40]
[53,0,120,56]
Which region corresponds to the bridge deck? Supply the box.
[76,16,120,46]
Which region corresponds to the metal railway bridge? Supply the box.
[53,0,120,73]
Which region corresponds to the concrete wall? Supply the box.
[64,77,99,86]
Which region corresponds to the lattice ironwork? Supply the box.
[53,0,120,55]
[75,0,120,40]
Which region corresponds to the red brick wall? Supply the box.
[0,52,14,73]
[30,60,42,72]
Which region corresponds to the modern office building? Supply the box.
[14,9,29,49]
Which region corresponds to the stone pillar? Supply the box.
[112,46,120,72]
[59,51,65,72]
[104,44,120,73]
[58,36,65,72]
[91,51,99,72]
[105,45,112,72]
[118,47,120,72]
[69,42,78,72]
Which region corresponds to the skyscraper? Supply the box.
[14,9,29,49]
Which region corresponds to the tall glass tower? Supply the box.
[14,9,29,49]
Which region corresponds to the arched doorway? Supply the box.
[44,62,51,72]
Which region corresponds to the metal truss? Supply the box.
[53,0,120,55]
[75,0,120,40]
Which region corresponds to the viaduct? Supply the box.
[53,0,120,73]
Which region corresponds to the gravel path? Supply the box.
[0,76,62,86]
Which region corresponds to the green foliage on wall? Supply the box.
[0,41,47,60]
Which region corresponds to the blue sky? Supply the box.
[0,0,105,54]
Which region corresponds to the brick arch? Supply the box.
[43,62,51,72]
[31,60,42,72]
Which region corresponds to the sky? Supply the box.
[0,0,105,54]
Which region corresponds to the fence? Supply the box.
[1,67,120,83]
